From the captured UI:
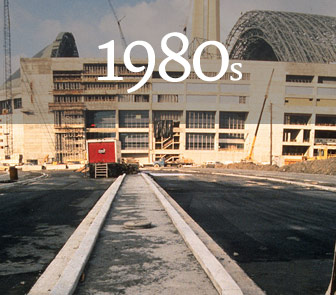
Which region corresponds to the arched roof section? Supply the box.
[226,10,336,63]
[34,32,79,58]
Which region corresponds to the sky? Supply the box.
[1,0,336,83]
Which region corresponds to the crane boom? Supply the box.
[107,0,128,50]
[246,69,275,162]
[3,0,13,159]
[183,0,193,35]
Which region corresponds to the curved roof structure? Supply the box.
[226,10,336,63]
[34,32,79,58]
[2,32,79,88]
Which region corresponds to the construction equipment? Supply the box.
[107,0,128,50]
[3,0,13,159]
[246,69,275,162]
[153,157,193,168]
[308,147,336,161]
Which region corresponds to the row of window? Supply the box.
[286,75,336,84]
[117,132,244,150]
[53,94,247,105]
[53,82,151,92]
[0,98,22,114]
[54,95,150,103]
[284,113,336,126]
[83,110,248,129]
[80,66,251,81]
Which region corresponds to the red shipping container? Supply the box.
[88,141,116,164]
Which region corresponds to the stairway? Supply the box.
[95,163,108,178]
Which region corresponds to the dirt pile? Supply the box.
[214,158,336,175]
[221,162,280,171]
[281,158,336,175]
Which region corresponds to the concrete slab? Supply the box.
[75,174,219,295]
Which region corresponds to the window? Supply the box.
[286,75,314,83]
[55,111,84,127]
[239,96,247,104]
[316,115,336,126]
[83,63,107,75]
[284,113,311,125]
[14,98,22,109]
[84,95,116,102]
[86,111,116,128]
[157,94,179,103]
[318,76,336,84]
[0,100,12,114]
[219,112,247,129]
[54,82,81,90]
[282,146,309,156]
[120,133,148,150]
[186,133,215,150]
[187,111,215,129]
[119,110,149,128]
[219,133,244,150]
[54,96,81,103]
[134,95,149,103]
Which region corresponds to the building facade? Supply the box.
[1,57,336,166]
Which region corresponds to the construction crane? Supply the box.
[182,0,193,35]
[107,0,128,50]
[246,69,275,162]
[3,0,13,159]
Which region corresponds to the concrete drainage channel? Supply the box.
[28,173,252,295]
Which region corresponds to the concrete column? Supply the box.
[149,109,153,163]
[215,110,219,152]
[192,0,204,40]
[207,0,220,41]
[207,0,220,57]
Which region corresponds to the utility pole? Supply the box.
[270,103,273,165]
[3,0,13,159]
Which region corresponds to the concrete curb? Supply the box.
[142,173,243,295]
[28,174,125,295]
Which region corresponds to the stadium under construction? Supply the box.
[1,1,336,166]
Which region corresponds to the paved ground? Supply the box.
[0,170,42,183]
[152,171,336,295]
[75,174,218,295]
[0,171,113,295]
[148,167,336,187]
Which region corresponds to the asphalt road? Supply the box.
[152,172,336,295]
[0,171,113,295]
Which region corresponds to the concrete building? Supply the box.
[1,9,336,166]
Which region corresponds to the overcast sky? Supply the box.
[1,0,336,83]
